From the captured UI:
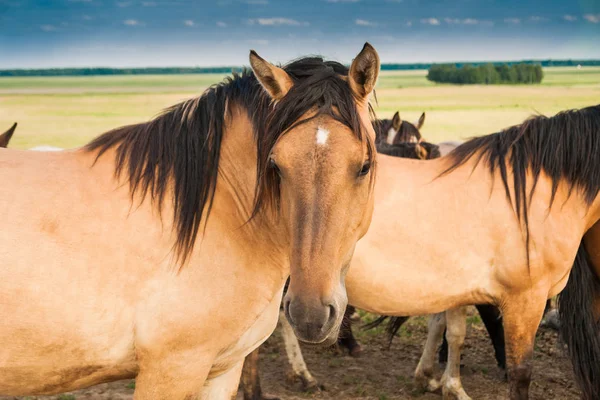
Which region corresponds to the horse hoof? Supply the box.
[415,373,441,393]
[441,379,472,400]
[349,344,363,358]
[302,379,325,393]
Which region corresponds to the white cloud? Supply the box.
[249,17,308,26]
[445,18,476,24]
[405,20,412,27]
[82,14,93,20]
[141,1,157,5]
[183,19,195,27]
[355,19,378,27]
[40,24,57,32]
[243,0,268,4]
[217,21,228,27]
[124,19,141,26]
[504,18,521,24]
[325,0,360,3]
[421,18,440,26]
[443,18,492,26]
[116,1,132,7]
[584,14,600,24]
[530,16,548,22]
[563,14,577,22]
[462,18,481,25]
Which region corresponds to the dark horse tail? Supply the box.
[362,316,409,348]
[558,242,600,400]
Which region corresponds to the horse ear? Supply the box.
[416,112,426,130]
[392,111,402,131]
[0,122,17,148]
[249,50,294,100]
[348,43,380,100]
[415,142,428,160]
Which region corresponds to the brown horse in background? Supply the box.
[0,123,16,148]
[373,111,425,144]
[0,45,380,398]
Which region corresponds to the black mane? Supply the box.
[85,56,372,263]
[443,104,600,263]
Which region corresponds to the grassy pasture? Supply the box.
[0,67,598,149]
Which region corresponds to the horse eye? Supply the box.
[358,161,371,177]
[269,158,281,175]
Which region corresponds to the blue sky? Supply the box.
[0,0,599,68]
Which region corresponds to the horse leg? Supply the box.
[440,306,471,400]
[279,310,322,391]
[475,304,506,369]
[415,312,446,392]
[198,361,246,400]
[240,347,280,400]
[502,292,547,400]
[337,305,362,357]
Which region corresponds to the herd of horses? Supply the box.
[0,43,599,400]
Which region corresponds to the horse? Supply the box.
[346,104,600,400]
[373,111,425,145]
[0,44,381,398]
[0,123,17,148]
[239,139,441,400]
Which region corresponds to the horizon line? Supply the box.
[1,57,599,72]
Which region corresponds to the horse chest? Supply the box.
[208,285,283,378]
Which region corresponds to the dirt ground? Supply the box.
[0,308,579,400]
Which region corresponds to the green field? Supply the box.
[0,67,598,149]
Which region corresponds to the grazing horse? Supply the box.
[0,45,381,398]
[373,111,425,144]
[0,123,17,148]
[346,104,600,400]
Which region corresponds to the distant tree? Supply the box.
[427,62,543,84]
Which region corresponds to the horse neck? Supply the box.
[215,106,287,251]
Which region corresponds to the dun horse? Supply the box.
[347,104,600,400]
[240,139,441,400]
[0,45,380,398]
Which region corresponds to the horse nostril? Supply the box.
[283,297,293,323]
[327,303,338,326]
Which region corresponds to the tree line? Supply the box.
[0,67,241,77]
[0,59,597,77]
[427,63,544,84]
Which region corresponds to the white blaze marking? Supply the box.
[387,127,397,144]
[316,127,329,146]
